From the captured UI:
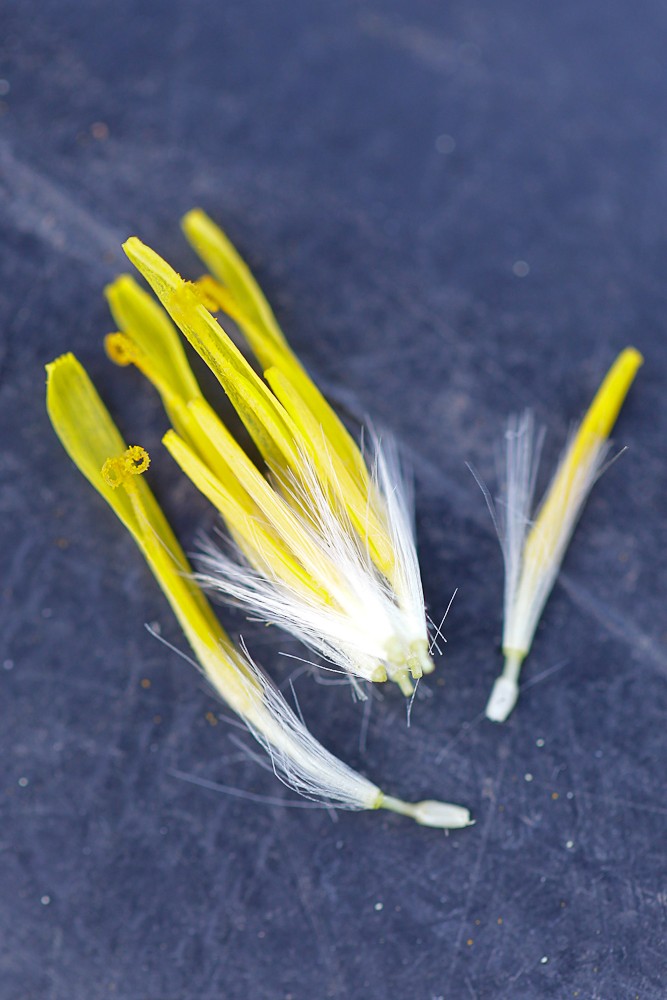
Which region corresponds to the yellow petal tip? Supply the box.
[181,207,208,229]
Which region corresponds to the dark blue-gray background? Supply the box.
[1,1,666,998]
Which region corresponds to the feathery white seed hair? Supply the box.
[232,646,382,809]
[500,411,611,655]
[497,411,545,652]
[196,432,432,690]
[212,644,472,826]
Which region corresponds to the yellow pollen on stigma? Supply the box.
[101,446,151,489]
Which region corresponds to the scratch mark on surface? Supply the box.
[448,748,508,979]
[435,711,486,765]
[0,141,124,271]
[465,975,478,999]
[0,535,38,641]
[577,791,667,819]
[559,572,667,677]
[358,12,462,75]
[273,822,350,998]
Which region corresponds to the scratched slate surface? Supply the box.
[1,1,666,998]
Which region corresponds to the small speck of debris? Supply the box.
[435,133,456,154]
[551,792,559,801]
[536,738,545,748]
[374,902,384,912]
[497,917,503,925]
[512,259,530,277]
[466,938,474,947]
[140,678,151,689]
[566,791,574,800]
[40,895,51,906]
[91,121,109,140]
[18,777,29,787]
[566,840,574,849]
[205,711,218,727]
[540,955,549,964]
[335,840,344,850]
[524,773,534,782]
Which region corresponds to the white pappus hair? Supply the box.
[501,411,611,656]
[195,431,433,692]
[232,646,382,810]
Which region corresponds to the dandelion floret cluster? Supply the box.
[46,353,471,828]
[105,212,433,696]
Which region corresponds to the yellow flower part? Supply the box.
[485,347,643,722]
[45,353,472,828]
[106,222,436,694]
[181,209,372,498]
[122,237,393,570]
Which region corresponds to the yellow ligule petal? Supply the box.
[122,237,305,476]
[524,346,643,567]
[183,209,371,495]
[264,366,395,579]
[563,346,643,457]
[186,397,347,599]
[105,274,202,406]
[46,353,138,534]
[46,353,256,715]
[174,397,267,514]
[182,208,287,349]
[121,236,395,582]
[104,292,256,514]
[105,252,390,612]
[163,428,327,603]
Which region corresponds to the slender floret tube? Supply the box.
[112,225,435,694]
[45,354,472,827]
[485,347,643,722]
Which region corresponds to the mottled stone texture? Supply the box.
[1,1,666,998]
